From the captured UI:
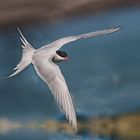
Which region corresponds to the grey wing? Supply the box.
[33,59,77,129]
[46,27,120,50]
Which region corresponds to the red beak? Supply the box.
[64,57,69,61]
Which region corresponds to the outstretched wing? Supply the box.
[44,27,120,50]
[33,57,77,129]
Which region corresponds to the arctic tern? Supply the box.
[7,27,120,129]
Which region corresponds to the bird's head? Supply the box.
[52,50,69,63]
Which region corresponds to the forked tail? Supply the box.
[7,28,35,78]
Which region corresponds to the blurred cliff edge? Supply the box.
[0,0,140,29]
[0,112,140,140]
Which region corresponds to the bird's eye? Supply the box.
[56,50,67,57]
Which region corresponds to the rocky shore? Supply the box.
[0,0,140,29]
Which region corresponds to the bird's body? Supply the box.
[7,27,120,129]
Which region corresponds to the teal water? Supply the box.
[0,7,140,140]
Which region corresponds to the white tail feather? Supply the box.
[8,28,35,78]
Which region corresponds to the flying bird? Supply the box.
[7,27,120,129]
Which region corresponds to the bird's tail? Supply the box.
[7,28,35,78]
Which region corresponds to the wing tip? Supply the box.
[68,114,78,130]
[72,122,78,130]
[111,26,122,32]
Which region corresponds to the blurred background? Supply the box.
[0,0,140,140]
